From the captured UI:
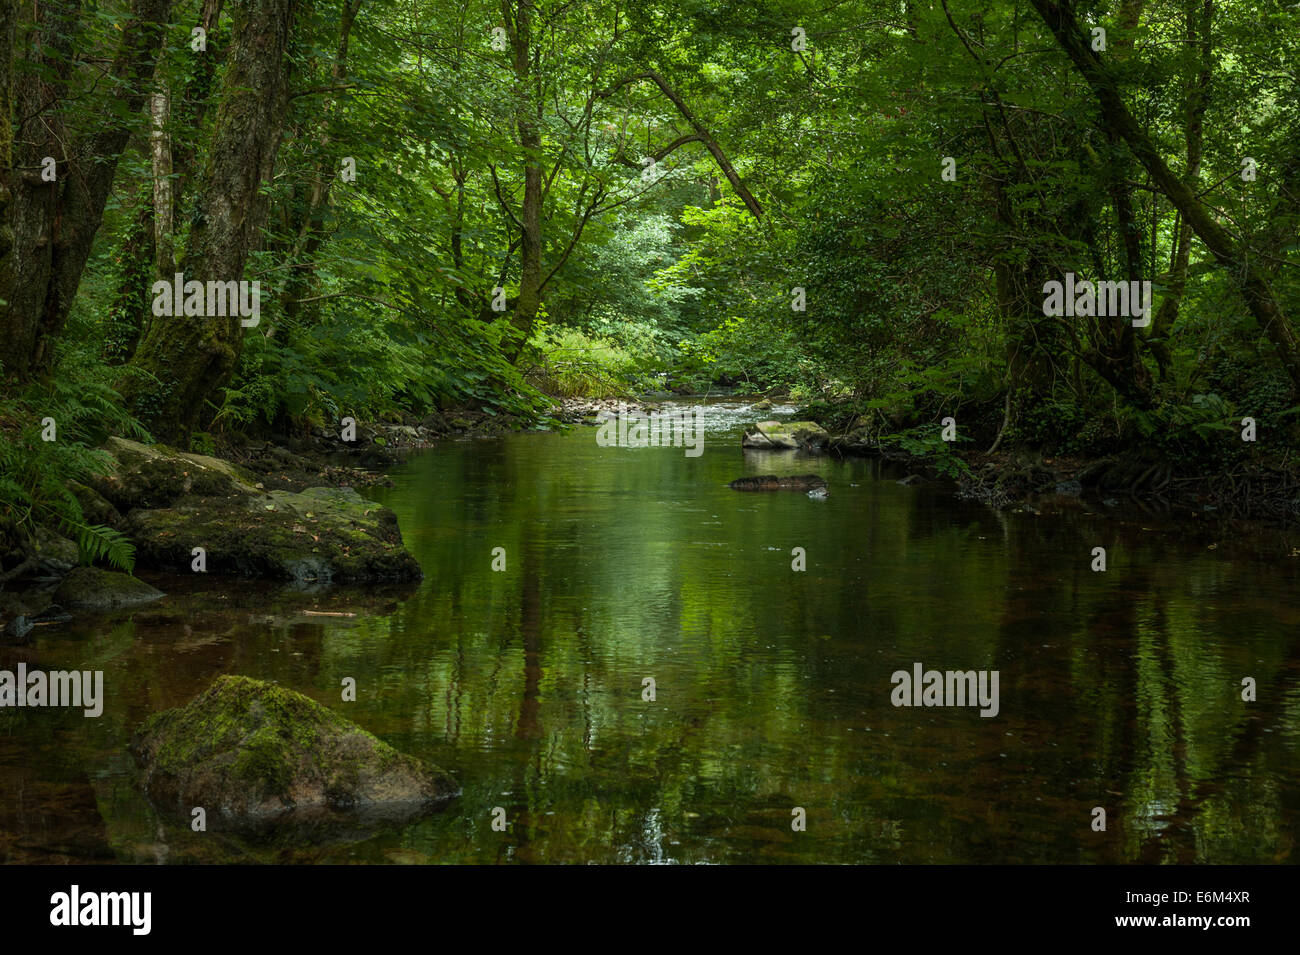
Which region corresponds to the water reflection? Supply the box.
[2,402,1298,863]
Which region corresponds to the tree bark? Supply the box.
[501,0,544,361]
[150,87,174,275]
[1149,0,1212,376]
[0,0,172,381]
[0,0,80,381]
[0,0,17,379]
[126,0,303,445]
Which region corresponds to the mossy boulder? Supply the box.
[34,528,81,573]
[124,486,422,583]
[68,481,123,527]
[88,437,259,511]
[130,676,458,826]
[741,420,830,451]
[54,566,165,611]
[84,438,421,583]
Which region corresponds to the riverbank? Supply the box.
[819,426,1300,527]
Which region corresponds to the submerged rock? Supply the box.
[741,420,829,451]
[729,474,828,491]
[2,615,35,644]
[130,676,458,827]
[54,566,165,611]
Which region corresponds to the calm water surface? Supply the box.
[3,401,1298,863]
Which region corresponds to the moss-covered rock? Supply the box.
[68,481,123,527]
[87,437,260,511]
[130,676,458,826]
[34,528,80,573]
[124,486,422,583]
[741,420,830,451]
[54,566,165,611]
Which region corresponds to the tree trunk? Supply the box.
[503,0,543,361]
[126,0,303,445]
[0,0,17,381]
[0,0,172,382]
[151,87,174,275]
[1149,0,1212,376]
[0,0,80,381]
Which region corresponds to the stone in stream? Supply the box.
[130,676,458,830]
[54,566,165,611]
[2,615,35,644]
[92,437,421,583]
[741,420,829,451]
[729,474,828,492]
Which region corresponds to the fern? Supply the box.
[0,349,150,578]
[70,522,136,574]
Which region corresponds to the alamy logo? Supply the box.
[50,885,150,935]
[890,662,999,717]
[0,665,103,717]
[1042,273,1151,327]
[151,273,261,327]
[596,403,704,457]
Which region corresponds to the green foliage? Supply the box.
[0,349,147,573]
[524,323,643,398]
[884,424,972,481]
[75,524,137,574]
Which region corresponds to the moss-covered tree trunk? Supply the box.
[126,0,303,445]
[0,0,16,383]
[0,0,171,382]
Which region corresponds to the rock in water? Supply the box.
[130,676,458,827]
[741,420,829,451]
[124,485,422,583]
[2,615,35,644]
[729,474,827,491]
[807,486,829,500]
[93,437,422,583]
[54,567,165,611]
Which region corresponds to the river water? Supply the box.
[2,401,1298,863]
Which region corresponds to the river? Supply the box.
[2,400,1297,863]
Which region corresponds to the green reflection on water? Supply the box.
[2,405,1298,863]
